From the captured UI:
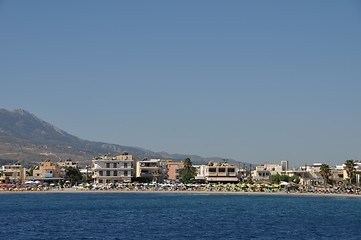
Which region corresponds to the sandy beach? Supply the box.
[1,187,361,198]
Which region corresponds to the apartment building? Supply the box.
[196,162,240,183]
[92,153,135,184]
[58,159,79,178]
[58,159,78,168]
[0,164,26,183]
[136,159,167,183]
[252,160,289,182]
[32,160,61,178]
[166,162,183,182]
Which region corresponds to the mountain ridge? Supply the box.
[0,108,243,167]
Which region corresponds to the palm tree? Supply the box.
[319,164,331,187]
[26,166,39,177]
[344,159,356,184]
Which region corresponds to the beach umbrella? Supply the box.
[280,181,289,186]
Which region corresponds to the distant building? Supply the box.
[331,165,344,183]
[0,164,26,183]
[79,165,92,182]
[58,159,78,168]
[58,159,79,178]
[342,161,361,182]
[92,152,135,184]
[136,159,167,183]
[166,162,183,182]
[252,160,289,182]
[33,160,61,178]
[196,161,240,183]
[281,160,288,172]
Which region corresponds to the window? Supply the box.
[113,163,117,168]
[106,171,110,176]
[124,163,128,168]
[209,168,216,173]
[228,168,235,172]
[99,179,103,184]
[114,171,117,176]
[219,168,226,172]
[124,171,128,176]
[99,171,103,176]
[106,163,110,168]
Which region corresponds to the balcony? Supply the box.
[93,175,132,179]
[207,172,218,177]
[140,171,162,177]
[93,167,132,171]
[140,164,159,168]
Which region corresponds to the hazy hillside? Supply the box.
[0,108,243,166]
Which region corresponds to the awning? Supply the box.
[207,177,239,182]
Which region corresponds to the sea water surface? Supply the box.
[0,193,360,240]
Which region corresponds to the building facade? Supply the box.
[33,160,61,178]
[92,153,135,184]
[136,159,167,183]
[252,160,290,182]
[166,162,183,182]
[196,162,240,183]
[58,159,79,178]
[0,164,26,183]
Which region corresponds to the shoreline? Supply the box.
[1,188,361,198]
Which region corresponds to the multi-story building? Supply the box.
[58,159,79,178]
[196,162,240,183]
[0,164,26,183]
[166,162,183,183]
[32,160,61,178]
[136,159,167,183]
[252,163,284,182]
[58,159,78,169]
[251,160,297,182]
[92,153,135,184]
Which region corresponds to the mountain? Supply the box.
[0,108,244,167]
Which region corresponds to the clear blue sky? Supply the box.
[1,1,360,166]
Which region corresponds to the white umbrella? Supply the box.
[280,181,289,186]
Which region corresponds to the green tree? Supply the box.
[179,158,196,184]
[344,160,356,184]
[319,164,331,186]
[271,174,281,184]
[271,174,295,184]
[65,167,83,185]
[279,175,290,182]
[290,175,300,184]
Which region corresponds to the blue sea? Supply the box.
[0,193,360,240]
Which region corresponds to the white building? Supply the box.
[58,159,78,168]
[196,162,240,183]
[92,153,135,184]
[252,160,289,182]
[136,159,167,183]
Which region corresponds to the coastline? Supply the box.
[1,188,361,198]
